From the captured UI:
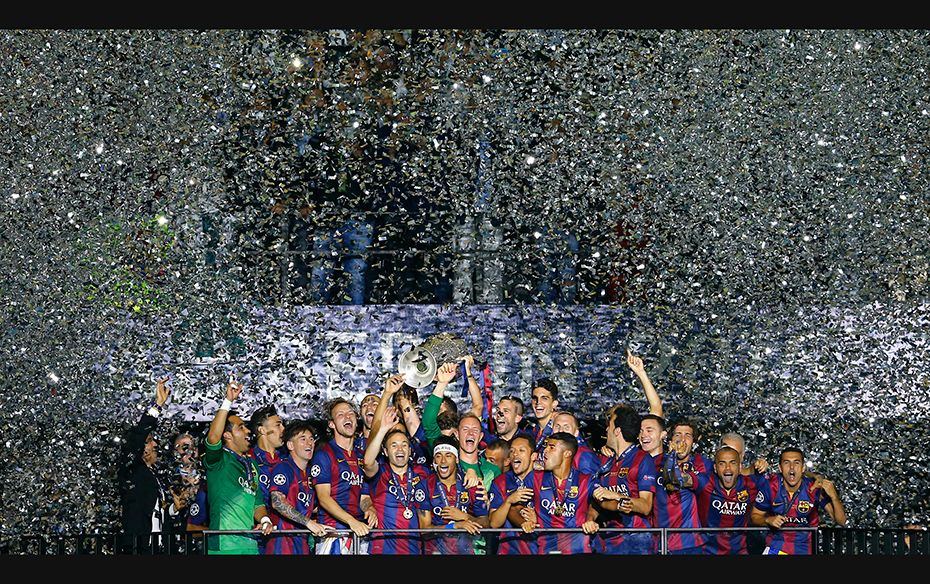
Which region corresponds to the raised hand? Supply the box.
[381,406,399,429]
[384,373,405,396]
[226,377,244,401]
[155,378,170,407]
[436,362,458,384]
[626,349,646,376]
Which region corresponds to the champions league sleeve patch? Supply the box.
[415,489,426,502]
[274,473,287,485]
[755,491,765,503]
[310,465,322,478]
[189,504,199,516]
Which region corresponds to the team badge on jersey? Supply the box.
[617,468,629,478]
[797,500,812,514]
[737,489,749,502]
[568,486,579,499]
[310,465,321,478]
[274,473,287,485]
[459,492,470,504]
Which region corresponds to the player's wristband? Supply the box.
[445,522,456,529]
[220,399,233,412]
[147,404,162,418]
[260,516,272,527]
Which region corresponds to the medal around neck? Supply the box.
[399,333,472,388]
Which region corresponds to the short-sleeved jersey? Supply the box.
[423,471,489,555]
[695,473,759,555]
[754,475,829,555]
[525,469,597,555]
[530,419,555,456]
[309,439,367,529]
[186,481,209,529]
[203,440,263,555]
[652,451,712,553]
[489,470,539,555]
[367,462,431,555]
[573,444,603,476]
[596,445,658,554]
[248,446,288,508]
[265,458,317,555]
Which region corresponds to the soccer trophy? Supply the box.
[398,333,471,389]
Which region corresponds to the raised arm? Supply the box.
[363,406,398,478]
[369,373,406,440]
[207,378,243,446]
[463,355,484,419]
[819,478,847,526]
[627,349,662,418]
[423,362,458,448]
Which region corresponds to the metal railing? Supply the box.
[7,527,928,555]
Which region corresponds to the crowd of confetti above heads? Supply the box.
[0,29,929,542]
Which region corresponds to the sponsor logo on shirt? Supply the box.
[238,476,257,495]
[712,500,748,515]
[340,470,365,486]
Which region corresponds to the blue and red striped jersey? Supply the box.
[265,458,316,555]
[652,451,712,553]
[367,462,431,555]
[489,470,538,555]
[696,473,759,555]
[573,443,602,476]
[525,469,597,554]
[423,471,489,555]
[248,446,288,508]
[595,445,658,554]
[531,419,555,456]
[754,475,828,555]
[186,481,209,528]
[309,440,366,529]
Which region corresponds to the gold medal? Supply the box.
[403,508,413,520]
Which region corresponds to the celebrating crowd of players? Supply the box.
[119,351,846,555]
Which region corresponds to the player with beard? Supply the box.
[493,396,525,441]
[247,404,287,553]
[266,420,335,554]
[422,436,488,554]
[362,401,431,555]
[488,434,539,555]
[656,420,713,554]
[592,404,657,555]
[202,379,275,554]
[310,397,376,555]
[355,393,380,453]
[689,446,761,555]
[751,447,846,554]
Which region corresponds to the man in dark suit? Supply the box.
[118,378,176,552]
